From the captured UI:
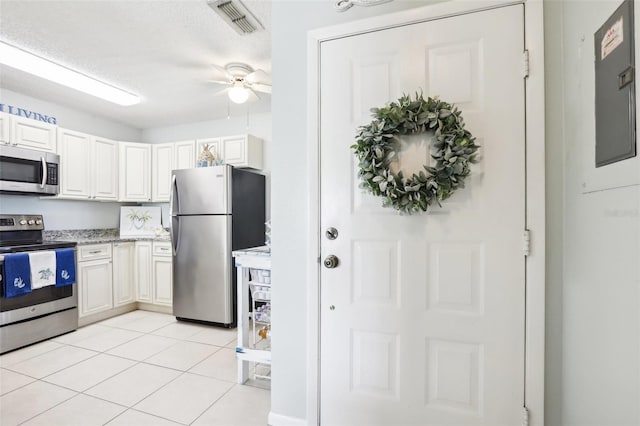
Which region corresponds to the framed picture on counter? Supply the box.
[119,206,162,237]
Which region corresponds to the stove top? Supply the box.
[0,214,77,254]
[0,240,77,254]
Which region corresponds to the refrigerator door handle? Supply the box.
[169,174,178,217]
[171,216,180,256]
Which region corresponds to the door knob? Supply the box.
[324,255,339,269]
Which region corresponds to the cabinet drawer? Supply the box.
[78,243,112,261]
[153,241,172,257]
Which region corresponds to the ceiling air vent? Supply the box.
[207,0,264,35]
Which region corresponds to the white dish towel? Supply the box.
[28,251,57,289]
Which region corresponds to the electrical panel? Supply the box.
[594,0,636,167]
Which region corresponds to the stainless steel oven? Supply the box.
[0,214,77,354]
[0,145,59,196]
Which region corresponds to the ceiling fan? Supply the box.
[209,63,272,104]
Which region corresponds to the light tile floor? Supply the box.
[0,310,270,426]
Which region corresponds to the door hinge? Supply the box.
[522,406,529,426]
[523,229,531,256]
[523,50,530,79]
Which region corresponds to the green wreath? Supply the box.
[351,93,479,214]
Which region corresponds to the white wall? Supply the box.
[0,89,142,230]
[546,1,640,425]
[270,1,436,423]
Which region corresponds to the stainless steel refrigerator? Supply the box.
[170,165,265,327]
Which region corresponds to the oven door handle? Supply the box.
[40,157,47,189]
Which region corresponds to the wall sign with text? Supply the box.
[0,103,57,125]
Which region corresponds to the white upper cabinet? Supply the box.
[221,135,262,169]
[0,113,57,152]
[0,112,10,144]
[119,142,151,202]
[58,128,92,199]
[57,128,118,200]
[11,115,57,152]
[152,140,195,202]
[195,135,262,169]
[92,137,119,200]
[151,142,174,202]
[196,138,222,165]
[174,140,196,170]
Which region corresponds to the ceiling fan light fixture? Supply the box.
[0,41,140,106]
[228,84,249,104]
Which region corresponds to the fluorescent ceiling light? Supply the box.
[0,41,140,106]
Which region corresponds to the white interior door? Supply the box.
[320,5,526,425]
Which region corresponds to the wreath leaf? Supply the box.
[352,92,479,214]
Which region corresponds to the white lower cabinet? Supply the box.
[152,242,173,307]
[135,241,153,303]
[78,240,171,322]
[152,257,173,306]
[135,241,172,307]
[78,244,114,318]
[113,242,135,307]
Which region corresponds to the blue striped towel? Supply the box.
[55,248,76,287]
[4,253,32,298]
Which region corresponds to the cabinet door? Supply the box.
[57,128,91,199]
[153,256,173,306]
[222,134,262,169]
[0,112,10,144]
[78,258,113,317]
[93,137,119,200]
[221,135,247,166]
[11,116,57,152]
[196,138,222,164]
[152,143,174,202]
[113,242,135,307]
[119,142,151,202]
[174,140,195,170]
[135,242,153,303]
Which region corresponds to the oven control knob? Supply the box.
[19,220,27,225]
[28,220,35,225]
[36,220,43,225]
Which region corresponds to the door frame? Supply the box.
[305,1,545,425]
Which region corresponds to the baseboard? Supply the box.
[268,412,307,426]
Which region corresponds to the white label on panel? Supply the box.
[427,242,485,315]
[352,240,399,306]
[426,339,484,415]
[351,330,399,398]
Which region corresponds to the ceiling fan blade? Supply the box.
[237,88,259,101]
[211,63,233,81]
[245,69,271,85]
[211,87,230,97]
[207,79,232,85]
[250,83,272,94]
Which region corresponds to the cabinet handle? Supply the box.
[89,250,102,254]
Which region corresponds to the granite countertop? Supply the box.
[44,228,171,245]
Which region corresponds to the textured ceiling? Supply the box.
[0,0,271,129]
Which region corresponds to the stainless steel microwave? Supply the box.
[0,145,59,196]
